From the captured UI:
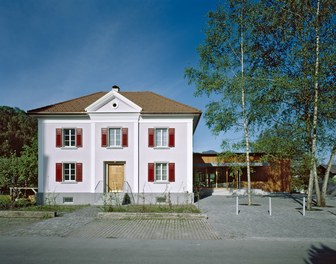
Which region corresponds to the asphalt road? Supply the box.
[1,236,336,264]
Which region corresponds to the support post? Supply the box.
[236,196,239,215]
[269,197,272,216]
[303,197,306,216]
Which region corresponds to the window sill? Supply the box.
[61,147,78,150]
[153,147,170,150]
[106,146,123,149]
[154,181,170,184]
[61,182,78,184]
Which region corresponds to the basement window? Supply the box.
[63,197,74,204]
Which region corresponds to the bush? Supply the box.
[291,176,306,193]
[14,198,33,208]
[0,195,11,209]
[122,193,131,205]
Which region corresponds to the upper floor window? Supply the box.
[101,127,128,148]
[148,128,175,148]
[56,128,82,148]
[64,129,76,147]
[109,128,121,147]
[155,128,168,147]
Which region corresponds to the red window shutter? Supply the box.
[76,163,83,182]
[169,128,175,147]
[122,128,128,147]
[148,128,154,147]
[56,163,63,182]
[101,128,108,147]
[56,128,62,148]
[148,163,154,182]
[169,163,175,182]
[76,128,83,148]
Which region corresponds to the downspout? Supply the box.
[137,114,140,204]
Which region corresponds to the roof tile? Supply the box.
[27,91,201,115]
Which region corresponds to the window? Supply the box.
[155,128,168,147]
[101,128,128,148]
[63,197,74,204]
[56,128,82,148]
[64,129,76,147]
[155,163,168,181]
[148,128,175,148]
[63,163,76,181]
[148,162,175,183]
[56,163,83,183]
[109,128,121,147]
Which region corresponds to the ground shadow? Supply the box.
[304,244,336,264]
[239,204,262,206]
[194,188,214,202]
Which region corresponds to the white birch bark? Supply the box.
[321,144,336,206]
[307,0,321,210]
[240,0,252,205]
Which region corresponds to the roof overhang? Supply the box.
[194,162,271,167]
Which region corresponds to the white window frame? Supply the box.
[63,162,76,182]
[63,128,76,147]
[155,162,168,182]
[155,128,168,148]
[108,127,122,147]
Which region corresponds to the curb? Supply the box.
[97,212,208,220]
[0,211,57,218]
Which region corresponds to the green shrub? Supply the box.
[0,195,11,209]
[122,193,131,205]
[100,204,201,213]
[14,198,33,208]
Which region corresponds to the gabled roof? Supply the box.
[27,91,201,115]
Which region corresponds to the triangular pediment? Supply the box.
[85,90,142,113]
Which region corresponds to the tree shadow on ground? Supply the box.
[304,244,336,264]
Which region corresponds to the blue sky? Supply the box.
[0,0,243,153]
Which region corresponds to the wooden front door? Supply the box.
[107,164,124,192]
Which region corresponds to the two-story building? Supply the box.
[28,86,201,205]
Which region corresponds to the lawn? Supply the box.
[1,194,200,214]
[0,195,88,213]
[101,204,200,213]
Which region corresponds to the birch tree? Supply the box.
[321,144,336,207]
[185,0,255,204]
[308,0,321,209]
[250,0,335,209]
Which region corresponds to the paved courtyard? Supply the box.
[1,194,336,242]
[198,194,336,241]
[2,205,221,240]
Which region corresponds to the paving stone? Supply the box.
[68,219,221,240]
[3,206,221,240]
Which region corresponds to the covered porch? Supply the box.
[193,152,291,193]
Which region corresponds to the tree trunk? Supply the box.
[307,0,321,210]
[311,0,321,207]
[307,168,314,210]
[240,0,252,206]
[321,144,336,207]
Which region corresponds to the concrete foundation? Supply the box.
[36,192,194,206]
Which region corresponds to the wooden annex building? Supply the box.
[193,151,291,193]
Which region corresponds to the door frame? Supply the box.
[104,161,126,193]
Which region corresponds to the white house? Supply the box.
[28,86,201,205]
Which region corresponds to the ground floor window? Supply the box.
[155,163,168,182]
[63,163,76,182]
